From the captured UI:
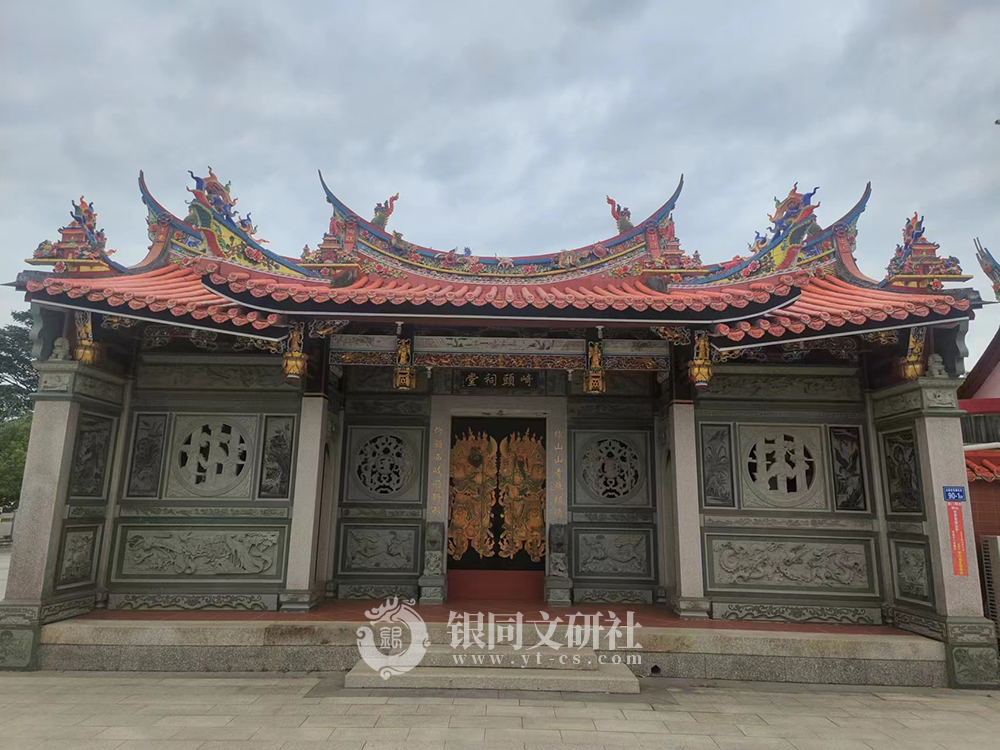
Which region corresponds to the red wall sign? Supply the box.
[947,502,969,576]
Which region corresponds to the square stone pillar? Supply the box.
[667,401,709,617]
[281,394,329,611]
[0,360,125,669]
[871,378,999,688]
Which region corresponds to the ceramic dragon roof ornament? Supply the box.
[372,193,399,229]
[606,195,633,234]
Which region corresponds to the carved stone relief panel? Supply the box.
[572,528,654,580]
[0,629,34,668]
[828,426,868,512]
[700,423,735,508]
[738,425,827,510]
[705,372,861,402]
[112,523,286,583]
[125,413,168,498]
[572,430,651,507]
[56,524,100,588]
[705,533,877,596]
[344,426,425,504]
[890,539,933,605]
[69,414,115,500]
[137,362,292,391]
[881,428,924,515]
[339,523,421,575]
[258,416,295,499]
[165,415,258,500]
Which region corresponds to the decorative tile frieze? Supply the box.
[338,584,419,600]
[571,510,655,524]
[69,414,115,499]
[572,528,654,580]
[66,505,107,519]
[118,506,289,518]
[110,593,273,611]
[112,523,286,583]
[705,533,877,596]
[339,507,424,519]
[704,372,861,402]
[712,602,882,625]
[574,588,652,604]
[887,521,924,535]
[39,595,95,624]
[701,515,875,531]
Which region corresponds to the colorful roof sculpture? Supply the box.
[17,168,979,348]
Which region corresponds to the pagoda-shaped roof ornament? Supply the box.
[882,213,970,291]
[28,196,117,274]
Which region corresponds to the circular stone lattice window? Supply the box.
[745,432,816,505]
[355,434,415,498]
[176,421,250,495]
[581,438,643,502]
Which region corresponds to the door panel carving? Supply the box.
[447,430,498,560]
[498,431,545,562]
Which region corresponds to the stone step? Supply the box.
[344,659,640,693]
[419,645,599,670]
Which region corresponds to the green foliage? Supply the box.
[0,310,37,421]
[0,415,31,509]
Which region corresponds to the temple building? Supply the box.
[0,169,997,688]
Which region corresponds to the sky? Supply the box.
[2,1,999,364]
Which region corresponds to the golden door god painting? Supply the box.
[447,418,546,570]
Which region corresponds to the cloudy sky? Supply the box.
[2,1,999,362]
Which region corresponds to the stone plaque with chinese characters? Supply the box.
[459,370,543,391]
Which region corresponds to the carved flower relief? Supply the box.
[59,530,96,586]
[712,539,869,590]
[894,544,930,602]
[355,434,415,498]
[259,416,294,499]
[700,424,735,507]
[580,438,643,503]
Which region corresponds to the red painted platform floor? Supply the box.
[77,601,907,636]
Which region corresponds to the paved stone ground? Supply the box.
[0,672,996,750]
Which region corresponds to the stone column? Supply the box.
[421,399,450,604]
[0,360,125,669]
[545,401,571,606]
[666,401,709,617]
[871,377,999,688]
[281,394,329,610]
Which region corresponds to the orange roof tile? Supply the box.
[967,450,1000,483]
[25,266,285,331]
[712,276,970,344]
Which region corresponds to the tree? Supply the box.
[0,416,31,510]
[0,309,37,510]
[0,310,37,422]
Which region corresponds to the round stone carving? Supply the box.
[176,421,250,495]
[745,432,816,505]
[581,438,642,502]
[355,434,415,498]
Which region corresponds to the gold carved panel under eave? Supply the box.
[448,431,498,560]
[498,431,546,562]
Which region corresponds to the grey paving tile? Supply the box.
[711,739,797,750]
[407,727,488,742]
[115,742,205,750]
[153,714,235,727]
[172,726,260,740]
[92,727,180,740]
[250,726,336,741]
